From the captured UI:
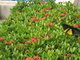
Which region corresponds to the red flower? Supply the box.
[40,18,45,20]
[48,22,54,27]
[31,18,36,22]
[67,53,72,56]
[33,56,41,60]
[31,37,39,42]
[39,1,46,3]
[25,58,34,60]
[44,7,50,10]
[78,40,80,43]
[0,37,4,40]
[45,13,49,17]
[10,40,14,42]
[7,40,14,45]
[75,14,79,18]
[60,14,65,17]
[41,34,45,37]
[7,41,12,45]
[32,16,37,18]
[31,16,38,22]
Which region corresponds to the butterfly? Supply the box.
[62,24,80,36]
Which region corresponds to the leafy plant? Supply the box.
[0,0,80,60]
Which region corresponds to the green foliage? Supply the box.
[0,0,80,60]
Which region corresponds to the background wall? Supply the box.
[74,0,80,8]
[0,0,80,19]
[0,1,17,19]
[55,0,74,3]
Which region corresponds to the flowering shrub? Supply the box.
[0,0,80,60]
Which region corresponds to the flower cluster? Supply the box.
[0,37,4,40]
[63,53,72,56]
[31,37,39,42]
[25,56,41,60]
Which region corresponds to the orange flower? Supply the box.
[44,7,50,10]
[39,1,46,3]
[26,41,31,44]
[41,34,45,37]
[45,13,49,17]
[48,22,54,27]
[25,58,34,60]
[60,13,65,17]
[40,18,45,20]
[63,11,68,14]
[7,41,12,45]
[32,16,37,18]
[33,56,41,60]
[31,18,37,22]
[7,40,14,45]
[72,24,80,28]
[75,14,79,18]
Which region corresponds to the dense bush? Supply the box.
[0,0,80,60]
